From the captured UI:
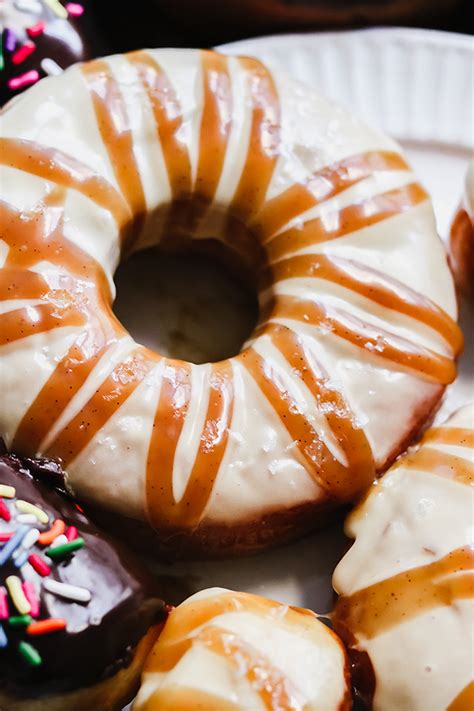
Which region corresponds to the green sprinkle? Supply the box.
[46,537,85,560]
[9,615,33,626]
[19,641,42,667]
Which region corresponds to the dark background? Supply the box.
[91,0,473,55]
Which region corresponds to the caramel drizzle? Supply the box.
[195,51,233,209]
[266,183,428,263]
[144,591,333,711]
[128,51,192,200]
[447,681,474,711]
[81,59,146,252]
[0,268,49,301]
[0,137,130,230]
[251,323,375,499]
[333,547,474,640]
[230,56,280,223]
[146,361,234,530]
[423,427,474,449]
[44,347,158,467]
[400,448,473,486]
[264,253,462,356]
[240,342,364,500]
[253,151,409,242]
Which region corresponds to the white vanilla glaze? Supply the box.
[134,587,350,711]
[0,49,461,543]
[332,403,474,711]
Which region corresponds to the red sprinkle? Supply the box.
[12,41,36,65]
[22,582,40,618]
[27,618,66,635]
[38,519,66,546]
[66,2,84,15]
[0,499,11,522]
[0,588,9,620]
[8,70,40,90]
[0,532,13,543]
[28,554,51,578]
[27,22,46,38]
[65,526,78,542]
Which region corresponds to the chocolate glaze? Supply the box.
[0,0,95,107]
[0,453,166,698]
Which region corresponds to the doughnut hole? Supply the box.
[113,219,265,364]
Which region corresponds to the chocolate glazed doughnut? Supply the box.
[0,454,167,711]
[0,0,94,107]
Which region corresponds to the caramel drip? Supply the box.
[146,362,234,529]
[240,345,350,499]
[81,59,146,252]
[266,183,428,263]
[266,253,462,356]
[423,427,474,449]
[270,295,456,384]
[144,591,340,711]
[195,625,305,711]
[0,137,130,230]
[447,681,474,711]
[230,57,280,223]
[12,331,117,454]
[0,268,48,301]
[195,51,232,207]
[140,686,241,711]
[401,448,473,486]
[333,547,474,640]
[0,302,84,347]
[128,51,192,200]
[44,348,157,466]
[266,323,375,498]
[253,151,409,242]
[0,198,108,293]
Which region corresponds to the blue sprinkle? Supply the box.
[0,526,28,567]
[14,549,29,569]
[0,624,7,649]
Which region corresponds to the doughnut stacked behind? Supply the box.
[332,403,474,710]
[134,587,351,711]
[0,48,461,555]
[0,453,167,711]
[450,161,474,297]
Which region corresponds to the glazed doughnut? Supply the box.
[134,587,351,711]
[0,0,92,107]
[0,49,462,556]
[332,403,474,711]
[449,161,474,297]
[0,452,167,711]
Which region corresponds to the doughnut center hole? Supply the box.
[113,244,260,364]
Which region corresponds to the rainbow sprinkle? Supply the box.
[66,2,84,16]
[18,640,42,667]
[0,479,90,665]
[8,70,40,91]
[43,0,68,18]
[12,41,36,66]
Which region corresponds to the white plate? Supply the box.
[124,28,473,709]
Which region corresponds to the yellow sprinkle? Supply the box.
[6,575,31,615]
[0,485,15,498]
[15,501,49,525]
[43,0,68,18]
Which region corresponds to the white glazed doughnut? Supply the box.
[332,403,474,710]
[0,49,461,554]
[133,587,351,711]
